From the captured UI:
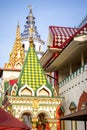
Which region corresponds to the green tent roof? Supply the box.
[17,39,51,91]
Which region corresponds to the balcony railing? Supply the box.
[59,63,87,88]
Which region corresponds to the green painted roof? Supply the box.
[17,39,51,91]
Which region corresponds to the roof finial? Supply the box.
[28,5,32,10]
[18,21,19,26]
[28,5,32,13]
[28,5,33,17]
[29,27,34,47]
[16,21,20,40]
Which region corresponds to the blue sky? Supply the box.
[0,0,87,68]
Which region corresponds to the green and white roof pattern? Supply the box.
[17,41,51,91]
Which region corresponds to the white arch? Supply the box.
[19,110,34,119]
[37,85,52,97]
[36,110,51,118]
[18,84,34,96]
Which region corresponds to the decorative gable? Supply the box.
[18,84,34,96]
[37,85,52,97]
[7,63,11,69]
[14,62,22,69]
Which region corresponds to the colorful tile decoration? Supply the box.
[17,42,49,90]
[4,23,25,69]
[50,24,87,49]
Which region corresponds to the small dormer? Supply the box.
[14,62,22,69]
[18,84,34,96]
[37,85,52,97]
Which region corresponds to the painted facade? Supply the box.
[2,34,63,130]
[40,22,87,130]
[0,6,87,130]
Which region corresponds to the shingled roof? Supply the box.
[41,23,87,70]
[17,38,52,92]
[49,23,87,49]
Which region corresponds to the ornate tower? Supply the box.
[1,24,25,92]
[4,23,25,70]
[21,6,45,59]
[6,28,64,130]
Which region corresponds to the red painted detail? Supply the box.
[56,105,61,130]
[49,26,78,48]
[46,123,50,130]
[54,71,58,86]
[0,108,30,129]
[49,23,87,49]
[78,91,87,111]
[9,79,18,86]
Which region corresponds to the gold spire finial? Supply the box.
[29,27,34,34]
[29,26,34,37]
[29,27,34,47]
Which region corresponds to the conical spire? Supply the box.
[28,5,34,18]
[4,23,25,69]
[21,6,45,59]
[17,34,51,91]
[26,5,35,28]
[16,21,21,40]
[21,6,40,41]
